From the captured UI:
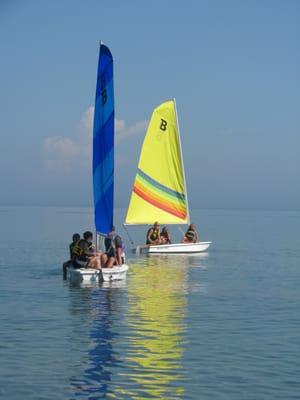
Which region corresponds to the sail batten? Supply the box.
[93,43,114,235]
[125,100,189,225]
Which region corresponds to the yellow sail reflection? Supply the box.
[112,257,188,399]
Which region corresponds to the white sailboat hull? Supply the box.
[135,241,212,254]
[69,264,129,283]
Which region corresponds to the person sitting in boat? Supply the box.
[62,233,80,279]
[182,224,199,243]
[73,231,101,269]
[160,226,171,244]
[101,226,123,268]
[146,222,162,245]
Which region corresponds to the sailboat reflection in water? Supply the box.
[111,258,188,398]
[67,260,188,398]
[68,285,124,397]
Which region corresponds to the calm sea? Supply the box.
[0,206,299,399]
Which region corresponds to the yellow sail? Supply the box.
[125,100,189,225]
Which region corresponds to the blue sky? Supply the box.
[0,0,299,209]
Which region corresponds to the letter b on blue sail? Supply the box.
[93,44,114,235]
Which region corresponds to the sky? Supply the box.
[0,0,299,210]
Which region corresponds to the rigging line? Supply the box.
[122,224,134,245]
[177,225,185,236]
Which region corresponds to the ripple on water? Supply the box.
[1,208,300,399]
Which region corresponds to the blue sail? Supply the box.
[93,44,114,235]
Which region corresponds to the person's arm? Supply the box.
[90,243,101,256]
[115,237,123,265]
[83,242,95,257]
[147,229,154,244]
[158,229,161,243]
[116,247,122,265]
[69,244,73,259]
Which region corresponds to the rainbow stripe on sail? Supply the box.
[133,169,186,220]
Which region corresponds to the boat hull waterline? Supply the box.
[69,264,129,283]
[134,241,212,254]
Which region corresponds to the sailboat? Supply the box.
[124,99,211,254]
[69,43,128,283]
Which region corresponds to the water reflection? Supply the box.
[68,282,126,398]
[112,256,188,399]
[148,252,209,269]
[66,255,195,399]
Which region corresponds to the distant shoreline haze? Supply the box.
[0,204,299,212]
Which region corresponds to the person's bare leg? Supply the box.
[94,256,101,269]
[89,256,100,269]
[106,257,115,268]
[101,254,108,267]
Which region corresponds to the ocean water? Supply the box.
[0,206,299,400]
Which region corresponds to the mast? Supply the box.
[173,98,190,225]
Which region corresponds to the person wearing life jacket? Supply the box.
[182,224,199,243]
[146,221,162,245]
[73,231,101,269]
[62,233,80,279]
[101,226,124,268]
[160,226,171,244]
[69,233,81,259]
